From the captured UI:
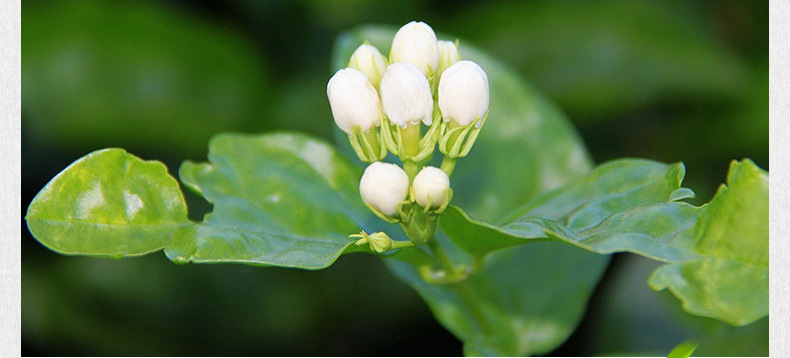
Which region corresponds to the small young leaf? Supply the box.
[26,148,190,257]
[165,132,374,269]
[442,159,768,326]
[667,341,699,358]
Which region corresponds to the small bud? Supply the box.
[360,162,409,218]
[413,166,451,210]
[437,40,460,76]
[351,231,394,253]
[348,44,387,89]
[390,21,439,76]
[438,60,489,127]
[380,63,434,127]
[327,68,382,134]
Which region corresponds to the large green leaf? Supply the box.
[441,159,768,326]
[26,133,376,270]
[22,0,270,157]
[165,132,372,269]
[441,159,695,258]
[648,160,768,326]
[26,149,190,257]
[332,26,609,356]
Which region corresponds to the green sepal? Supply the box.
[398,201,439,246]
[380,116,443,163]
[439,113,487,159]
[349,126,386,162]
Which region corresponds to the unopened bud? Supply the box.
[359,162,409,218]
[327,68,382,134]
[348,44,387,89]
[380,63,434,127]
[413,166,451,211]
[351,231,394,253]
[438,60,489,127]
[390,21,439,76]
[437,40,460,76]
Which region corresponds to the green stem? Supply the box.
[440,157,457,176]
[454,280,495,335]
[402,123,420,157]
[403,160,420,183]
[391,240,415,250]
[428,238,457,274]
[426,237,494,335]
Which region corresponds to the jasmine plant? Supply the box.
[25,21,768,356]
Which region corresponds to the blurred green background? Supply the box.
[22,0,767,355]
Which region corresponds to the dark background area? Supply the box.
[22,0,768,355]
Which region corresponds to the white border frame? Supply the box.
[1,0,21,357]
[770,0,789,357]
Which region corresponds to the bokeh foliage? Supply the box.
[22,0,767,355]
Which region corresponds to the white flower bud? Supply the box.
[413,166,451,209]
[348,44,387,89]
[390,21,439,76]
[380,63,434,127]
[437,40,460,75]
[327,68,382,134]
[438,60,489,127]
[359,162,409,217]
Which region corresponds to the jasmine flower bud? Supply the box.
[360,162,409,218]
[351,230,393,253]
[390,21,439,76]
[413,166,451,210]
[327,68,382,134]
[380,62,434,127]
[437,40,460,76]
[348,44,387,89]
[438,60,489,127]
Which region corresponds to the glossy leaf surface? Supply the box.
[27,133,375,270]
[333,26,609,356]
[26,149,189,257]
[441,159,768,326]
[648,160,768,326]
[166,132,372,269]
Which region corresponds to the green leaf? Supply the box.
[27,132,377,270]
[667,341,699,358]
[442,159,694,258]
[23,0,270,157]
[442,159,768,326]
[387,244,608,356]
[648,160,768,326]
[164,132,374,269]
[333,26,608,356]
[25,149,189,257]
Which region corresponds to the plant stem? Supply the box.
[454,280,495,335]
[440,157,456,176]
[426,236,494,335]
[391,240,415,250]
[428,238,457,274]
[403,160,420,183]
[402,123,420,157]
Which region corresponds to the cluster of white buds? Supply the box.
[328,21,489,247]
[328,21,489,165]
